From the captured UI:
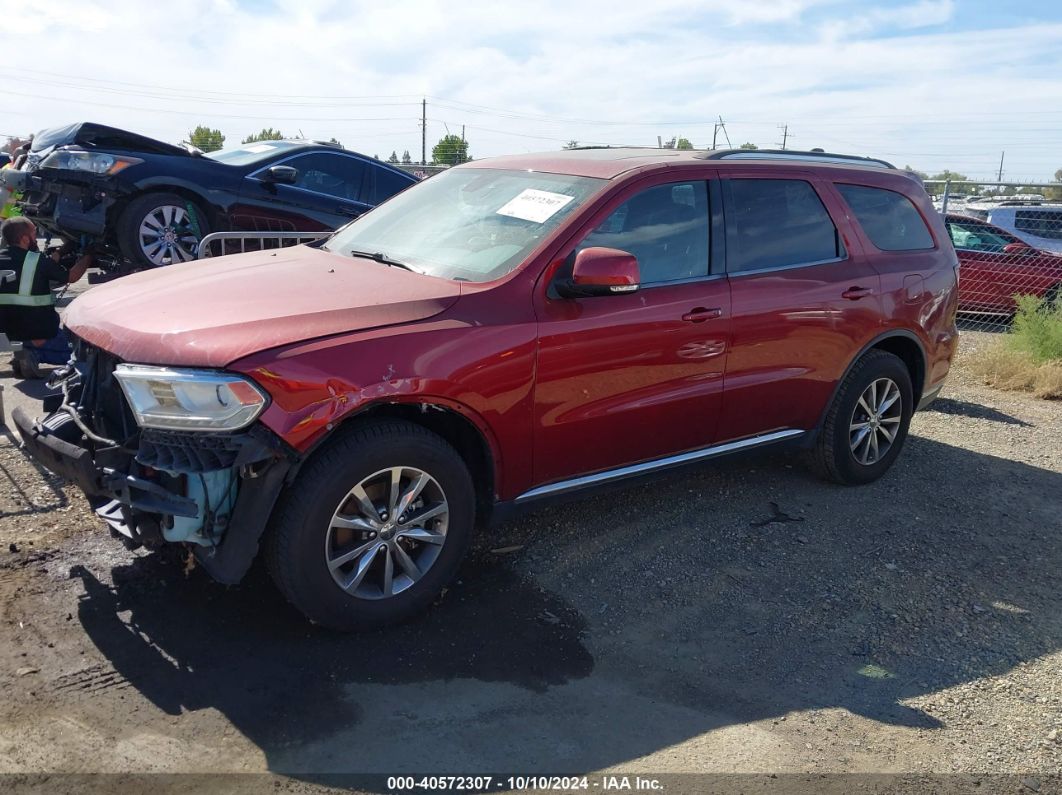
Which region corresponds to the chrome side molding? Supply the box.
[515,429,805,503]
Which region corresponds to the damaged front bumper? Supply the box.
[1,167,117,238]
[12,355,297,585]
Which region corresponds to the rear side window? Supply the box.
[724,179,844,273]
[837,184,934,251]
[1015,209,1062,241]
[370,167,415,205]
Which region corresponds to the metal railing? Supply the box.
[923,180,1062,334]
[197,231,331,259]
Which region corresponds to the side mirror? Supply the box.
[556,247,640,298]
[1003,242,1033,255]
[262,165,298,184]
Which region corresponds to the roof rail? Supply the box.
[697,149,896,169]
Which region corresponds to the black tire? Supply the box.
[265,420,476,631]
[1042,284,1061,311]
[116,192,210,269]
[809,350,914,486]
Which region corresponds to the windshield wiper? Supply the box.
[347,249,417,272]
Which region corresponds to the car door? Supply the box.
[235,151,372,232]
[718,172,881,440]
[532,176,732,487]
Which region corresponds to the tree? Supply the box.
[188,125,225,153]
[676,137,693,150]
[1055,168,1062,183]
[432,134,469,166]
[903,164,928,181]
[929,169,968,182]
[401,150,412,164]
[327,137,343,148]
[740,142,758,150]
[564,140,580,149]
[242,128,284,144]
[387,151,399,164]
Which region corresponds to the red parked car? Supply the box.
[14,148,959,630]
[944,213,1062,312]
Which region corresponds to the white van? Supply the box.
[960,199,1062,253]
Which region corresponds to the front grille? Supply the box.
[72,338,138,444]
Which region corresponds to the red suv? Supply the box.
[14,148,959,630]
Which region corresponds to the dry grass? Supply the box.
[971,344,1062,399]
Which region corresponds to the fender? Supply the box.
[809,328,928,441]
[294,393,507,500]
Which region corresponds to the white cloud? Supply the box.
[0,0,1058,179]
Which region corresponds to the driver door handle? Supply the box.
[841,286,874,300]
[682,307,723,323]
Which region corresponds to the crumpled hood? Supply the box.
[64,247,462,367]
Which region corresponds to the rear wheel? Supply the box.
[116,192,209,269]
[266,420,475,631]
[810,350,913,485]
[1042,284,1061,311]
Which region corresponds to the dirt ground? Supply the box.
[0,325,1059,794]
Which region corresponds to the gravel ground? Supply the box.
[0,328,1059,793]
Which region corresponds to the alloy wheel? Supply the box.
[138,204,200,265]
[324,466,449,600]
[849,377,903,466]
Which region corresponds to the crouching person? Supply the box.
[0,217,91,378]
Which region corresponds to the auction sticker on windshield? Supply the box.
[496,189,575,224]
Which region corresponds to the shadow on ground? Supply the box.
[68,435,1062,776]
[926,397,1033,426]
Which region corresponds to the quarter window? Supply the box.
[837,184,934,251]
[578,181,710,284]
[724,179,843,273]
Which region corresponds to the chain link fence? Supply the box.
[923,180,1062,335]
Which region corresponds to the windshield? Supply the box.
[206,141,299,166]
[322,168,605,282]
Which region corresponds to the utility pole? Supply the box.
[718,116,731,148]
[778,124,790,150]
[997,151,1005,181]
[421,98,427,165]
[712,123,719,150]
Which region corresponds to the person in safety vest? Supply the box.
[0,217,91,378]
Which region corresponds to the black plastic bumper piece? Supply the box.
[12,406,104,495]
[193,459,291,585]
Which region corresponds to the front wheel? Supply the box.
[810,350,914,485]
[265,420,475,631]
[116,192,209,268]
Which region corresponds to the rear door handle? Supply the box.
[682,307,722,323]
[841,286,874,300]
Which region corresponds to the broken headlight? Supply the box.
[40,150,143,176]
[114,365,268,432]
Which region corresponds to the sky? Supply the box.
[0,0,1060,181]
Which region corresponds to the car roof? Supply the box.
[461,147,901,180]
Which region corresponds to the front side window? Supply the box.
[323,168,604,282]
[837,184,934,251]
[577,181,710,284]
[946,219,1018,252]
[1015,209,1062,241]
[724,179,844,273]
[285,153,367,202]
